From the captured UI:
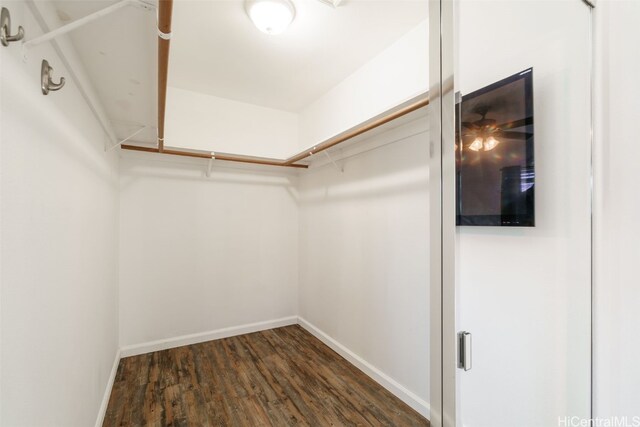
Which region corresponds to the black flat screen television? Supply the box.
[456,68,535,227]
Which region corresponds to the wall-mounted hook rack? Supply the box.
[41,60,65,95]
[1,7,25,47]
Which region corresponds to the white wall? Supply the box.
[0,2,119,426]
[118,154,298,347]
[165,86,299,159]
[298,20,428,150]
[297,117,430,415]
[593,0,640,419]
[163,20,428,158]
[456,1,592,425]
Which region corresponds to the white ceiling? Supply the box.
[49,0,427,145]
[169,0,429,112]
[51,0,157,143]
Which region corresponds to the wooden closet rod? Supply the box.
[157,0,173,152]
[283,96,429,165]
[120,144,310,168]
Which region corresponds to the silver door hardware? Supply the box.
[458,331,472,371]
[1,7,25,47]
[41,60,65,95]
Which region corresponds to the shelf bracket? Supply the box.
[106,125,147,151]
[205,153,216,177]
[324,150,343,173]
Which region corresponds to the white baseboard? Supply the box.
[95,348,121,427]
[297,316,430,419]
[119,316,298,358]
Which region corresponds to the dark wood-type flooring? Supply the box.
[103,325,429,426]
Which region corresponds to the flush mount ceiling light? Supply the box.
[245,0,296,35]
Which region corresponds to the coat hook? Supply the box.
[41,60,65,95]
[1,7,25,47]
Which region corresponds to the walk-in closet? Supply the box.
[1,0,638,426]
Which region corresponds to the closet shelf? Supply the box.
[120,0,429,169]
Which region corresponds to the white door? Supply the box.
[453,1,593,425]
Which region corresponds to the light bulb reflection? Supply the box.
[469,137,483,151]
[483,136,500,151]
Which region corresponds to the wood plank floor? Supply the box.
[103,325,429,426]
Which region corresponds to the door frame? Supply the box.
[428,0,456,425]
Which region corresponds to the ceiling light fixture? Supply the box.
[245,0,296,35]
